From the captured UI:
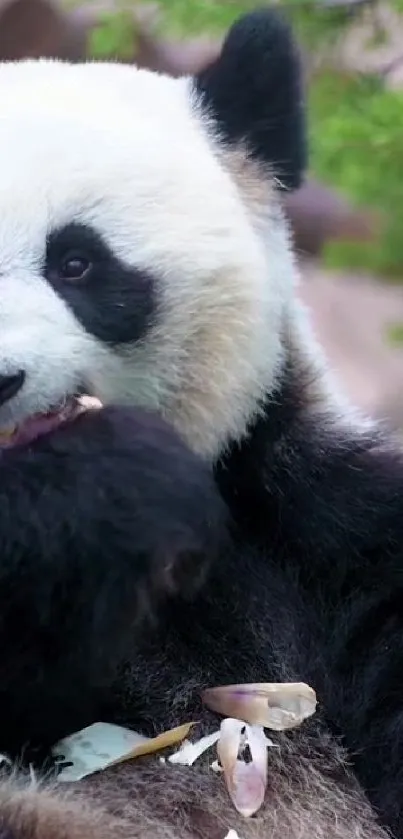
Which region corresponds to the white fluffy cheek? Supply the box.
[0,274,107,424]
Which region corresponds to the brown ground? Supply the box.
[300,262,403,431]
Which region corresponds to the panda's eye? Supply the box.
[59,254,92,282]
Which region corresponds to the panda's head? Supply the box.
[0,8,306,458]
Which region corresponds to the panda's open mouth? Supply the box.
[0,395,102,450]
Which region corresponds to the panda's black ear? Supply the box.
[194,8,306,191]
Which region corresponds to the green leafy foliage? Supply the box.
[308,69,403,277]
[283,1,356,48]
[386,321,403,345]
[150,0,252,35]
[89,9,137,59]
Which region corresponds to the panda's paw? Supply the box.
[2,404,226,602]
[0,406,227,765]
[45,404,226,598]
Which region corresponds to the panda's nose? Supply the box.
[0,370,25,407]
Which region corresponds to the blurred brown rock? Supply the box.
[0,0,221,73]
[0,0,81,60]
[284,179,379,257]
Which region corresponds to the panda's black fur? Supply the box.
[0,407,226,758]
[195,9,306,189]
[0,8,401,839]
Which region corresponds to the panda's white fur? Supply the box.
[0,58,298,458]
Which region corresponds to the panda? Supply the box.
[0,6,401,839]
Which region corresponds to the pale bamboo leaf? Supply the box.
[217,719,269,818]
[168,730,220,766]
[202,682,317,730]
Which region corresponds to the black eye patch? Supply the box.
[44,223,155,346]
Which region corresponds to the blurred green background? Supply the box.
[77,0,403,280]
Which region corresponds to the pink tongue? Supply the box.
[0,396,102,450]
[1,402,79,450]
[10,412,71,447]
